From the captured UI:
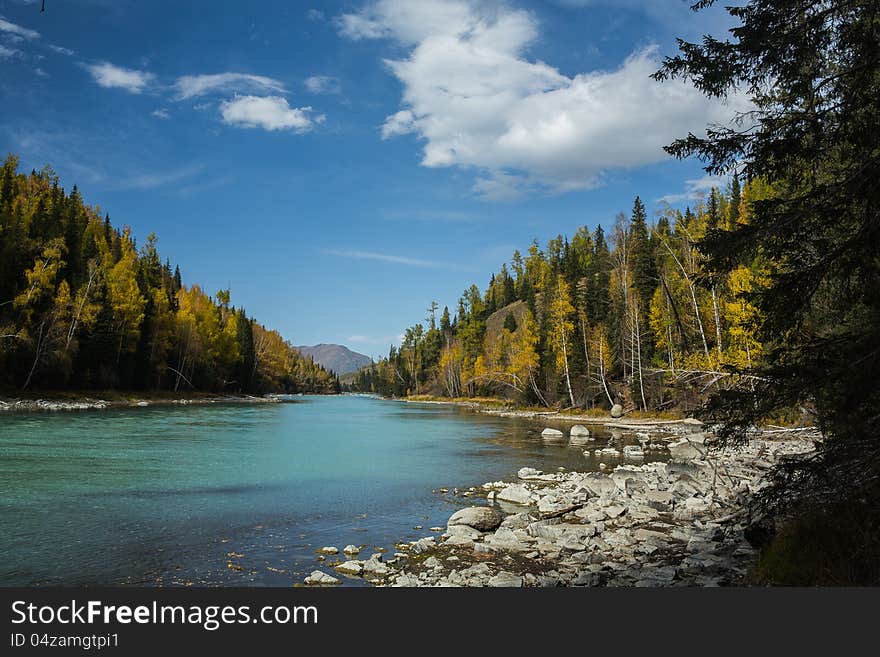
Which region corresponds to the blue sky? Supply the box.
[0,0,742,358]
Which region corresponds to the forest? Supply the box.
[0,154,340,395]
[353,176,773,416]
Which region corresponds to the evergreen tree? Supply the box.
[655,0,880,523]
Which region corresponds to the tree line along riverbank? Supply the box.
[0,155,340,397]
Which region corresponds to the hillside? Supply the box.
[295,344,372,375]
[0,155,339,395]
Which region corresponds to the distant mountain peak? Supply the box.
[294,344,371,376]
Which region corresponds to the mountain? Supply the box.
[294,344,372,376]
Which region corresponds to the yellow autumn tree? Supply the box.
[106,228,145,362]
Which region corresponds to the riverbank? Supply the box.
[305,425,816,587]
[403,395,704,434]
[0,391,297,413]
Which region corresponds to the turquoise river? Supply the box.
[0,395,633,586]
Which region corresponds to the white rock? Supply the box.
[317,546,338,555]
[448,506,504,531]
[645,490,674,511]
[304,570,341,585]
[581,473,617,497]
[409,537,437,554]
[446,524,482,540]
[517,467,544,480]
[488,571,523,587]
[486,528,530,551]
[363,555,389,576]
[542,428,565,439]
[610,404,625,418]
[342,545,360,555]
[570,424,591,437]
[334,561,364,576]
[623,445,645,459]
[497,484,532,505]
[423,556,441,569]
[538,497,562,516]
[499,512,533,530]
[669,438,706,460]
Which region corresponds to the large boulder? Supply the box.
[446,524,482,540]
[541,428,565,439]
[610,404,624,418]
[569,425,591,444]
[497,483,532,505]
[448,506,504,532]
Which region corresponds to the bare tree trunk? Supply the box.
[633,304,647,411]
[711,286,723,357]
[66,265,98,351]
[597,338,613,406]
[529,372,549,407]
[580,313,592,407]
[22,320,45,390]
[561,327,575,408]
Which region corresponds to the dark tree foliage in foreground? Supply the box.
[655,0,880,517]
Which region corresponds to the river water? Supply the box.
[0,395,654,586]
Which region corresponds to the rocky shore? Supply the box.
[0,393,289,413]
[306,425,816,587]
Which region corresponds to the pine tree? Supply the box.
[655,0,880,522]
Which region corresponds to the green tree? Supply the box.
[655,0,880,513]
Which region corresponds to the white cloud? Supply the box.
[174,72,286,100]
[151,108,170,119]
[0,16,40,40]
[85,62,154,93]
[380,109,416,139]
[322,248,473,271]
[219,95,322,132]
[338,0,748,199]
[48,44,75,56]
[323,249,444,267]
[305,75,341,95]
[0,44,20,59]
[114,164,203,190]
[306,9,325,22]
[659,174,727,204]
